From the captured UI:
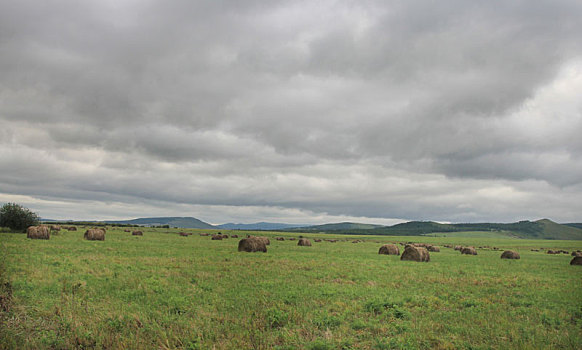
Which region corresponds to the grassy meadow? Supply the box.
[1,227,581,349]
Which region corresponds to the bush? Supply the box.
[0,203,40,232]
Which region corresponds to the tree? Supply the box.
[0,203,40,232]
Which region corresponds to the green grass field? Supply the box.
[1,228,581,349]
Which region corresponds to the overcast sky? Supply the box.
[1,0,581,225]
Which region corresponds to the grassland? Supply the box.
[1,227,581,349]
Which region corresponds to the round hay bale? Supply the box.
[231,234,238,238]
[238,237,267,253]
[454,245,462,251]
[222,234,229,239]
[461,247,477,255]
[84,228,105,241]
[570,256,582,265]
[211,234,223,240]
[132,230,143,236]
[547,250,557,254]
[314,239,322,242]
[378,244,399,255]
[124,229,130,232]
[27,226,50,240]
[199,233,209,236]
[179,232,189,237]
[427,245,440,252]
[352,240,360,243]
[276,237,285,241]
[298,238,312,246]
[500,250,520,259]
[400,245,430,262]
[50,225,61,232]
[288,237,296,241]
[67,226,77,231]
[571,251,582,257]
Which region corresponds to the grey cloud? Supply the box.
[1,0,581,222]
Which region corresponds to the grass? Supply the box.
[1,227,581,349]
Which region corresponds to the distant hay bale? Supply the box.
[211,234,223,240]
[132,230,143,236]
[288,238,296,241]
[454,245,462,251]
[84,228,105,241]
[352,240,360,243]
[400,245,430,262]
[276,237,285,241]
[124,229,130,232]
[427,245,440,252]
[179,232,189,237]
[570,256,582,265]
[50,225,61,232]
[199,233,209,236]
[249,236,270,245]
[314,239,322,242]
[67,226,77,231]
[500,250,520,259]
[298,238,312,246]
[546,250,558,254]
[461,247,477,255]
[231,234,238,238]
[378,244,399,255]
[222,234,229,238]
[238,237,267,253]
[27,226,50,240]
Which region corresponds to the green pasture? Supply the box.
[1,227,581,349]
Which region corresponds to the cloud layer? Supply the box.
[1,0,581,223]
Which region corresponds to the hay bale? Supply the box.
[250,236,270,245]
[67,226,77,231]
[571,251,582,257]
[378,244,399,255]
[238,237,267,253]
[27,226,50,240]
[50,225,61,232]
[288,238,296,241]
[179,232,189,237]
[84,228,105,241]
[500,250,520,259]
[547,250,558,254]
[570,256,582,265]
[352,240,360,243]
[124,229,130,232]
[132,230,143,236]
[276,237,285,241]
[231,234,238,238]
[314,239,322,242]
[211,234,223,240]
[298,238,312,246]
[454,245,462,251]
[400,245,430,262]
[222,234,229,239]
[461,247,477,255]
[427,245,440,252]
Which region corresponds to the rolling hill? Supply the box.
[104,217,216,229]
[217,222,307,230]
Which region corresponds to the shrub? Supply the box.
[0,203,40,232]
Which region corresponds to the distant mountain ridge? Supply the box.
[295,219,582,240]
[217,222,307,230]
[39,216,582,239]
[101,217,216,229]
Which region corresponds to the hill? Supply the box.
[105,217,216,229]
[565,223,582,230]
[290,222,382,232]
[217,222,306,230]
[291,219,582,240]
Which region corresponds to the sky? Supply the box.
[1,0,581,225]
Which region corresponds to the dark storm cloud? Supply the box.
[1,0,581,222]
